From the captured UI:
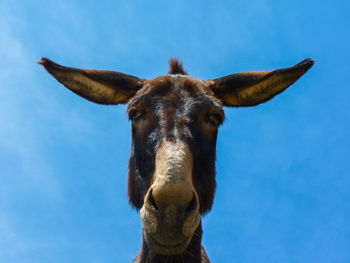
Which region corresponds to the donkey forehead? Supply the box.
[127,75,223,111]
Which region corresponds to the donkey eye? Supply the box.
[129,110,145,122]
[207,114,223,127]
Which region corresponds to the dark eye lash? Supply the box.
[129,110,145,122]
[207,113,224,126]
[214,113,224,125]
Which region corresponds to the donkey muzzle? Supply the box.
[140,141,200,255]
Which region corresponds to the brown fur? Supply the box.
[127,76,223,213]
[168,58,188,75]
[127,75,223,262]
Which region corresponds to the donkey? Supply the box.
[39,57,314,263]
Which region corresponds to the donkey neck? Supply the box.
[133,223,210,263]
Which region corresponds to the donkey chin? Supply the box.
[140,190,201,255]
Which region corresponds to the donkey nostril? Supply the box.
[148,190,159,211]
[185,194,197,215]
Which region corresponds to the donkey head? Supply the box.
[39,57,314,258]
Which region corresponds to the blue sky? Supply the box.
[0,0,349,262]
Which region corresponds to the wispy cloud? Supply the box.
[0,6,103,261]
[0,8,59,199]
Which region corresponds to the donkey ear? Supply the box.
[206,59,315,107]
[38,58,144,105]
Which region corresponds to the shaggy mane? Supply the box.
[168,57,187,75]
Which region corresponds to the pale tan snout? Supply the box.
[140,141,201,255]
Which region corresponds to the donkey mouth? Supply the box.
[140,205,201,255]
[144,231,190,255]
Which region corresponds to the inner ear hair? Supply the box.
[38,57,144,105]
[207,58,315,107]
